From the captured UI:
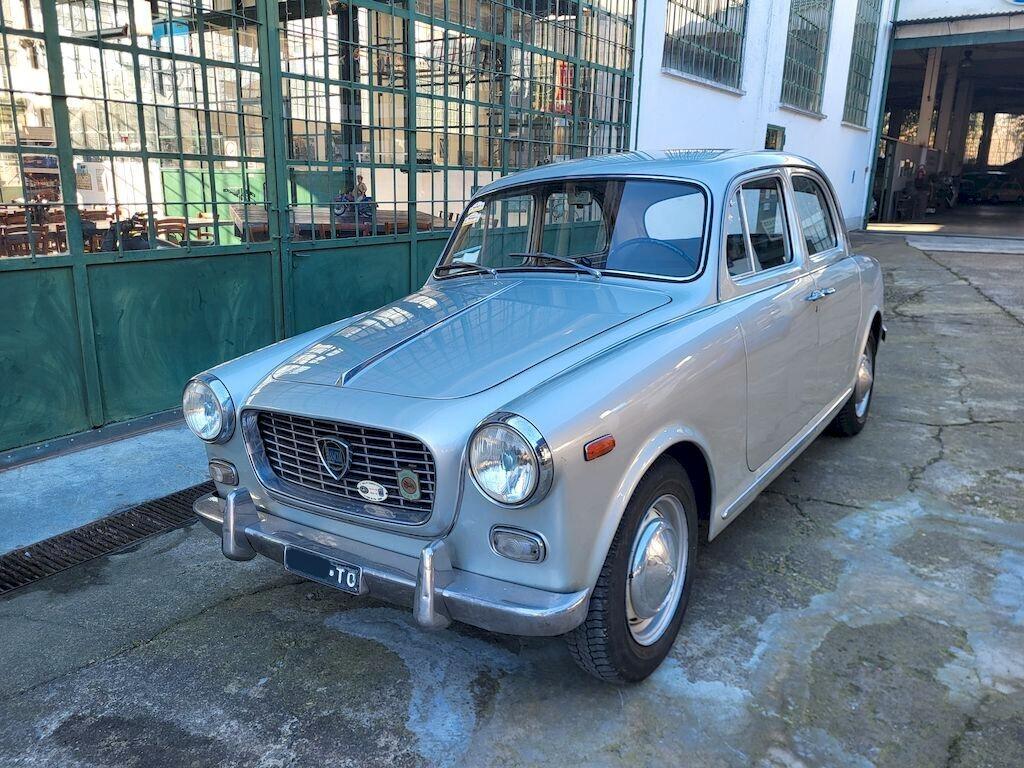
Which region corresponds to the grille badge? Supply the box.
[315,436,352,480]
[397,469,422,501]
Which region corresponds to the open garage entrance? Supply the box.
[869,12,1024,239]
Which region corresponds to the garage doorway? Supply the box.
[868,34,1024,239]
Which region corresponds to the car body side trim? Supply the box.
[718,385,852,525]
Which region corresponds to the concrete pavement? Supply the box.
[0,424,207,554]
[0,234,1021,767]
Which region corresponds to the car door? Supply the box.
[789,172,863,405]
[721,173,820,472]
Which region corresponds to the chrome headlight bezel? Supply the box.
[468,412,553,508]
[182,373,235,444]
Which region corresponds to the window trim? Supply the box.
[786,168,847,266]
[722,171,798,285]
[433,174,714,284]
[789,171,842,262]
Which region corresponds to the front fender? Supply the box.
[462,308,746,594]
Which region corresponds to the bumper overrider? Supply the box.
[194,489,590,636]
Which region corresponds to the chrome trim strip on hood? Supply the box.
[338,281,521,386]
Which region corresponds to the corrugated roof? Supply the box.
[897,10,1024,25]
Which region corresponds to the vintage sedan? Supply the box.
[185,150,884,683]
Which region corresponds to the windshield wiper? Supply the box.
[509,252,598,280]
[509,251,601,279]
[435,259,498,278]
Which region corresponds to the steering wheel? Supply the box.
[605,237,697,276]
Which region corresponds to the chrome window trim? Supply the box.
[787,168,846,266]
[720,169,803,299]
[432,175,714,285]
[240,409,435,528]
[468,411,554,509]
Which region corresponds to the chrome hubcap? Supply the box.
[626,494,688,646]
[854,350,874,419]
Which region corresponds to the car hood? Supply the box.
[271,277,671,399]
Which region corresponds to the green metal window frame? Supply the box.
[842,0,883,126]
[0,0,637,452]
[662,0,747,89]
[780,0,835,115]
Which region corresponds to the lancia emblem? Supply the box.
[315,436,351,480]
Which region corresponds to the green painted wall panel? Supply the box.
[87,253,278,421]
[0,268,92,452]
[291,243,412,334]
[413,236,448,290]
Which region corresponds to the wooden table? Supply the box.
[228,204,446,241]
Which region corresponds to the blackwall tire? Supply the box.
[828,334,877,437]
[566,457,698,684]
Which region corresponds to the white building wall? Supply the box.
[632,0,898,228]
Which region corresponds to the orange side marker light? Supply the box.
[584,434,616,462]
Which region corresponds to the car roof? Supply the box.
[478,149,825,196]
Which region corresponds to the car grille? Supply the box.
[253,411,436,516]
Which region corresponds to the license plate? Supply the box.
[284,546,362,595]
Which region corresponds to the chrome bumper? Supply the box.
[194,489,589,637]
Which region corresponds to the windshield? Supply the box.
[438,178,708,280]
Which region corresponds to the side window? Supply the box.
[792,175,838,255]
[725,191,751,277]
[739,178,791,272]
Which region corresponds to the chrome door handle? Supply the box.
[806,287,836,302]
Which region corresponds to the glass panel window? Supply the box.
[842,0,883,126]
[725,191,751,277]
[441,178,707,280]
[662,0,747,89]
[737,178,791,273]
[780,0,835,114]
[792,175,838,255]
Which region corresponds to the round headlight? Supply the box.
[182,376,234,443]
[469,414,553,506]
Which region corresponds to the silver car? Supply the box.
[184,150,884,683]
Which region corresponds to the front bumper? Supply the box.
[194,489,590,636]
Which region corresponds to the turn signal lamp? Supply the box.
[584,435,616,462]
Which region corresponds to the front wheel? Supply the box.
[828,334,877,437]
[566,457,698,683]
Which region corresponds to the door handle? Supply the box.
[806,287,836,302]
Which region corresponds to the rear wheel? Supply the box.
[566,457,698,683]
[828,333,876,437]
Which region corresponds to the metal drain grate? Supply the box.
[0,481,214,596]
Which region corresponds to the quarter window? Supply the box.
[792,175,838,255]
[726,178,792,278]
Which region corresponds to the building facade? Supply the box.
[632,0,897,228]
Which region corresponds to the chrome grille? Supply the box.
[254,411,436,515]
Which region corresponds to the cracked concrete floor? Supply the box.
[0,234,1022,768]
